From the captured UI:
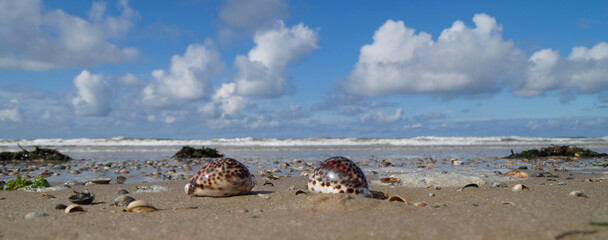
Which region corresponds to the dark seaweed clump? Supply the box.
[508,145,607,159]
[172,146,223,160]
[0,146,72,161]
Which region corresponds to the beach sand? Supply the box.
[1,173,607,240]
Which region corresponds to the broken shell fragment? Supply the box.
[413,202,427,207]
[387,195,409,205]
[512,184,529,191]
[68,190,95,204]
[504,170,528,178]
[88,178,111,184]
[65,204,86,213]
[295,190,307,195]
[568,191,587,198]
[126,200,157,213]
[370,190,388,200]
[457,183,479,192]
[41,193,56,199]
[379,177,401,184]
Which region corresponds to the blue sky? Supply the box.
[1,0,607,139]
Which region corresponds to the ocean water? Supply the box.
[1,137,607,186]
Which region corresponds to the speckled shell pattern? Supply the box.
[308,156,372,198]
[185,158,255,197]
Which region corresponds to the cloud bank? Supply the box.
[0,0,139,71]
[516,42,608,100]
[343,13,608,102]
[344,14,526,98]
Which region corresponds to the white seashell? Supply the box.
[126,200,157,212]
[65,204,86,213]
[568,191,587,198]
[512,184,529,191]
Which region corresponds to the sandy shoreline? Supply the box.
[1,172,608,240]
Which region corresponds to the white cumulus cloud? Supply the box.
[234,21,319,97]
[343,14,526,98]
[142,44,223,108]
[72,70,112,116]
[515,42,608,100]
[360,107,403,124]
[200,83,251,119]
[0,99,22,122]
[0,0,139,71]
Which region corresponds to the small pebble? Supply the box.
[115,176,126,184]
[533,172,545,177]
[24,212,49,219]
[55,204,67,210]
[114,195,136,207]
[558,182,566,186]
[236,209,249,213]
[115,189,129,195]
[253,208,264,213]
[428,193,435,197]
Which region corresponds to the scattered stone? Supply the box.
[115,189,129,195]
[533,172,545,177]
[114,195,136,207]
[428,193,435,197]
[236,209,249,213]
[413,202,427,207]
[55,204,67,210]
[115,176,126,184]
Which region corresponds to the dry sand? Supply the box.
[1,173,608,240]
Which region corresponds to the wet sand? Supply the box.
[1,173,608,240]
